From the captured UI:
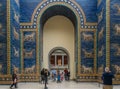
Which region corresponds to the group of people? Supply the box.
[64,68,70,81]
[51,68,70,83]
[9,67,115,89]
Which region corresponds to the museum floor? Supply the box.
[0,80,120,89]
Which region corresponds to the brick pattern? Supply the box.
[0,0,7,74]
[110,0,120,74]
[10,0,20,74]
[97,0,106,74]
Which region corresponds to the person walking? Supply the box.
[60,72,64,81]
[64,68,68,81]
[44,69,50,84]
[102,67,115,89]
[57,70,61,83]
[10,71,18,89]
[41,68,45,84]
[67,70,70,81]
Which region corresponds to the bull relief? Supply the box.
[113,4,120,15]
[13,27,19,40]
[21,31,36,75]
[97,8,104,24]
[80,31,95,74]
[112,64,120,74]
[111,43,120,56]
[114,24,120,35]
[98,27,104,40]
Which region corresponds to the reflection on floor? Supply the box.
[0,80,120,89]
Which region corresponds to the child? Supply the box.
[60,72,64,81]
[57,70,61,83]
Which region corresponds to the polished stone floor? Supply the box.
[0,80,120,89]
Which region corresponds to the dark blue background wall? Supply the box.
[0,0,7,74]
[110,0,120,74]
[97,0,106,74]
[10,0,20,74]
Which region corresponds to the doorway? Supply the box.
[43,16,75,79]
[49,48,69,71]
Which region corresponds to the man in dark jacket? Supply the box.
[102,67,115,89]
[41,68,45,84]
[44,69,50,84]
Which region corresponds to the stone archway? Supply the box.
[39,5,78,79]
[20,0,87,80]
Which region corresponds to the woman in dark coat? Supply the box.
[10,71,18,89]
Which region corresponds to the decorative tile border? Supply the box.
[20,0,97,29]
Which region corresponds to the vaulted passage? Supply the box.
[0,0,120,85]
[43,16,75,78]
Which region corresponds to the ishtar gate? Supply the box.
[0,0,120,88]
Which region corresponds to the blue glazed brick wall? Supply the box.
[110,0,120,74]
[23,31,36,74]
[19,0,98,75]
[81,31,94,74]
[20,0,97,23]
[10,0,20,74]
[20,0,42,22]
[97,0,106,74]
[0,0,7,74]
[76,0,97,22]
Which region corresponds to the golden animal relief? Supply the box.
[114,24,120,35]
[13,7,19,23]
[13,46,19,57]
[15,0,19,7]
[98,46,104,57]
[0,23,5,37]
[116,48,120,56]
[112,43,120,56]
[82,32,93,41]
[98,64,104,74]
[81,65,93,74]
[82,49,94,58]
[24,65,35,74]
[24,32,35,41]
[24,49,34,58]
[97,0,102,7]
[13,27,19,40]
[112,65,120,74]
[113,4,120,15]
[97,8,104,23]
[98,27,104,40]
